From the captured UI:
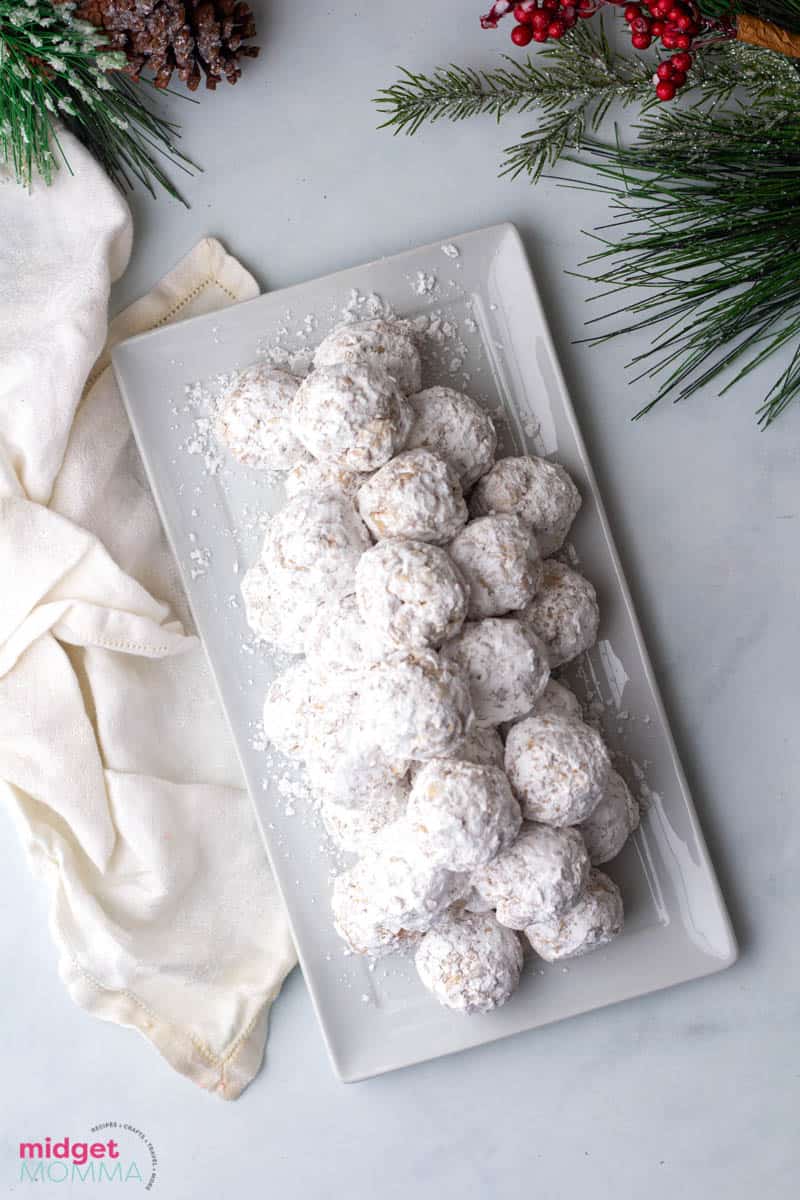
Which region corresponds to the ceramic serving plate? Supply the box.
[112,223,737,1082]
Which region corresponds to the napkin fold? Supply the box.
[0,131,296,1099]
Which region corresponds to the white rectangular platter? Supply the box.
[112,223,737,1082]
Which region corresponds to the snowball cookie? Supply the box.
[416,909,523,1014]
[263,661,324,759]
[520,559,599,667]
[331,829,463,957]
[240,560,320,654]
[406,386,497,490]
[471,823,590,930]
[439,618,550,727]
[357,449,468,545]
[407,761,522,872]
[579,769,639,865]
[314,318,422,396]
[505,713,611,826]
[448,514,541,619]
[470,455,582,556]
[321,782,409,856]
[362,648,474,762]
[409,724,505,783]
[243,491,371,650]
[285,456,370,502]
[356,539,468,650]
[290,363,412,472]
[304,682,408,805]
[215,364,304,470]
[260,489,371,596]
[304,593,387,678]
[525,869,624,962]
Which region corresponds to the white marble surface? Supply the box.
[1,1,798,1195]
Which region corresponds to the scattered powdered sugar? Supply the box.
[441,243,460,259]
[411,269,438,296]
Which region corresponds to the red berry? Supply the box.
[667,5,684,19]
[632,31,652,46]
[655,80,677,100]
[651,19,665,34]
[577,0,595,12]
[676,13,693,29]
[531,10,550,27]
[661,30,678,46]
[514,3,534,20]
[511,22,533,43]
[542,0,560,10]
[532,26,549,38]
[646,0,660,11]
[671,50,692,70]
[656,60,674,78]
[655,0,672,16]
[670,69,687,86]
[675,32,692,47]
[547,17,567,35]
[631,16,650,32]
[624,3,641,20]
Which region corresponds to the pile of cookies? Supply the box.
[215,317,639,1016]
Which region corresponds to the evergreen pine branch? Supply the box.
[573,97,800,426]
[375,23,660,181]
[0,0,195,200]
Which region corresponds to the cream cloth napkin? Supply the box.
[0,130,296,1099]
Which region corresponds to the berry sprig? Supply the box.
[482,0,735,101]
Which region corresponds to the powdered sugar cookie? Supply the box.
[407,761,521,871]
[356,538,468,649]
[240,561,321,654]
[471,823,589,929]
[215,364,305,470]
[470,455,581,556]
[525,869,623,961]
[314,318,422,395]
[504,713,611,825]
[520,559,599,667]
[291,363,412,472]
[406,386,497,489]
[439,618,550,727]
[415,909,523,1014]
[304,593,387,677]
[263,661,325,759]
[362,648,474,761]
[578,769,639,864]
[304,680,408,804]
[321,782,409,856]
[448,514,541,619]
[331,829,463,957]
[259,488,371,596]
[357,449,468,545]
